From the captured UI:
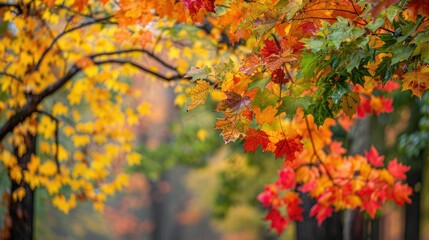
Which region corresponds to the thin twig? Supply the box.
[0,72,23,83]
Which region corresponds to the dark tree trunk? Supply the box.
[9,133,37,240]
[296,194,343,240]
[404,164,422,240]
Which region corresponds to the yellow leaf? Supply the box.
[137,102,151,115]
[72,135,90,147]
[12,187,26,201]
[126,108,139,126]
[402,70,429,98]
[340,92,360,118]
[93,201,104,211]
[174,93,188,107]
[115,173,129,190]
[46,178,62,195]
[187,80,211,111]
[28,155,41,173]
[10,166,23,183]
[39,160,57,176]
[126,152,141,166]
[197,129,208,141]
[0,150,17,168]
[52,102,68,116]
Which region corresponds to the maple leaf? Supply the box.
[265,208,288,234]
[284,192,304,221]
[340,92,360,118]
[361,199,381,218]
[274,135,303,161]
[253,106,278,125]
[309,204,333,225]
[407,0,429,17]
[276,166,296,189]
[271,69,289,84]
[214,114,250,143]
[261,39,281,58]
[243,128,270,152]
[187,80,211,111]
[387,159,410,180]
[365,146,384,167]
[184,66,211,81]
[402,71,429,98]
[72,0,88,12]
[180,0,215,20]
[217,91,251,113]
[391,182,412,206]
[257,185,278,207]
[366,0,400,20]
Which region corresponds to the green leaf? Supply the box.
[391,45,414,65]
[213,59,234,79]
[349,67,370,86]
[303,37,325,52]
[345,49,366,73]
[330,81,350,105]
[252,89,278,110]
[375,57,395,84]
[277,96,311,117]
[366,18,385,32]
[184,66,211,81]
[305,102,333,126]
[248,73,270,91]
[299,53,320,78]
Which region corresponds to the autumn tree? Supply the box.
[0,0,237,239]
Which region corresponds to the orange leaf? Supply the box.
[402,70,429,98]
[253,106,278,125]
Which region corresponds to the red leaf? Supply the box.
[407,0,429,17]
[271,69,289,84]
[388,159,410,180]
[265,209,288,234]
[276,166,296,189]
[391,182,412,206]
[180,0,215,15]
[309,204,333,225]
[361,199,381,218]
[260,39,281,58]
[257,185,278,207]
[284,192,303,221]
[365,146,384,167]
[274,136,303,161]
[243,128,270,152]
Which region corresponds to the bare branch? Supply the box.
[34,16,114,72]
[93,59,184,81]
[0,71,23,83]
[90,49,178,72]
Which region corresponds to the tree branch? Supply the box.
[0,65,80,142]
[0,53,186,142]
[0,71,23,83]
[92,59,184,81]
[34,16,114,72]
[90,49,178,72]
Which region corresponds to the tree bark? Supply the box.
[296,194,343,240]
[404,164,421,240]
[9,133,37,240]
